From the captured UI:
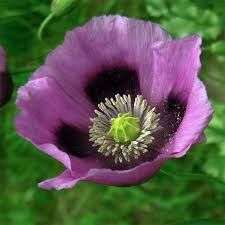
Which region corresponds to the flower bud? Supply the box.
[38,0,75,40]
[51,0,75,17]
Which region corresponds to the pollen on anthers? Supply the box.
[89,94,160,164]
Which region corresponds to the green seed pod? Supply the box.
[108,113,141,144]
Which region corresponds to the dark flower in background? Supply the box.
[16,16,213,190]
[0,46,13,107]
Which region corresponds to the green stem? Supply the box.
[37,13,54,40]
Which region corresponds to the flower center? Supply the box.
[89,94,160,164]
[108,113,141,144]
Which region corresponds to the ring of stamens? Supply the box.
[89,94,160,164]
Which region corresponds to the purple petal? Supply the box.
[16,77,98,169]
[39,156,167,190]
[84,156,167,186]
[163,79,213,157]
[140,35,202,106]
[39,170,79,190]
[31,16,171,99]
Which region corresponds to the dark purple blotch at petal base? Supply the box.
[55,122,94,158]
[85,66,140,105]
[15,16,213,190]
[0,47,13,107]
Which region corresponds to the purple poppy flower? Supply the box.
[15,16,213,190]
[0,46,13,107]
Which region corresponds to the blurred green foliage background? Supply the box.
[1,0,225,225]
